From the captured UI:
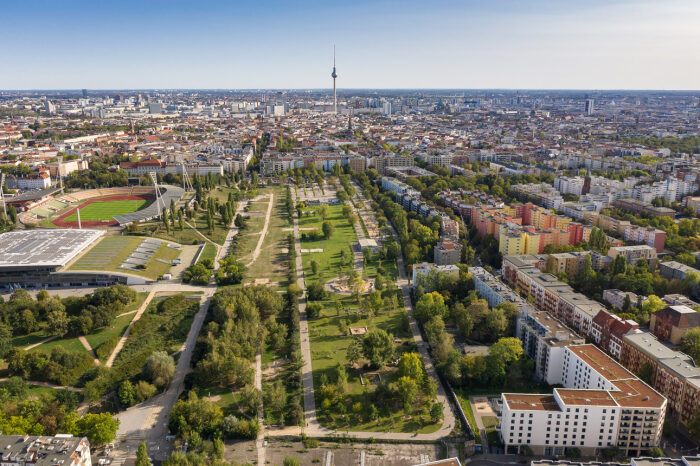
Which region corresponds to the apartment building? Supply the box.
[603,289,644,310]
[607,245,658,268]
[588,212,666,254]
[501,344,666,457]
[374,154,414,174]
[621,332,700,426]
[517,308,585,384]
[470,266,534,311]
[0,434,92,465]
[649,305,700,345]
[434,238,462,265]
[411,262,460,290]
[512,183,564,210]
[591,310,640,359]
[614,199,676,218]
[502,255,606,337]
[6,172,52,190]
[659,261,700,281]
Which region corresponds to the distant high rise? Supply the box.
[584,98,594,115]
[331,45,338,114]
[82,89,88,98]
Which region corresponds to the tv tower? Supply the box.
[331,45,338,114]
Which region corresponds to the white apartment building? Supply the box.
[501,344,666,457]
[554,176,585,196]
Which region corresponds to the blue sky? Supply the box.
[2,0,699,90]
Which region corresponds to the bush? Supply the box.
[306,302,322,319]
[96,336,119,361]
[134,380,157,402]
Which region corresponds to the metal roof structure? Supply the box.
[0,229,104,269]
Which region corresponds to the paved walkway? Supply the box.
[78,335,100,365]
[24,335,57,351]
[105,289,156,367]
[245,193,274,267]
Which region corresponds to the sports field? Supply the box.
[64,199,151,222]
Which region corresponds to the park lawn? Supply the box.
[307,294,440,433]
[37,335,87,355]
[65,199,151,222]
[10,332,49,350]
[235,205,267,262]
[197,242,217,265]
[299,204,358,283]
[83,292,149,351]
[208,185,240,204]
[244,187,289,288]
[70,236,144,271]
[25,384,59,400]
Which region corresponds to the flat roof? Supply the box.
[609,379,666,409]
[0,229,104,269]
[555,388,618,407]
[568,345,636,381]
[503,393,561,412]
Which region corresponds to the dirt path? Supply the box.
[105,289,156,367]
[78,335,100,365]
[24,335,57,351]
[0,378,83,393]
[245,194,274,267]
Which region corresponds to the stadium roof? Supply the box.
[113,185,185,225]
[0,229,104,269]
[6,187,62,204]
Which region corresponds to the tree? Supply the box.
[397,376,419,411]
[0,323,12,358]
[74,413,119,447]
[689,407,700,443]
[637,362,655,385]
[362,329,395,368]
[144,351,176,389]
[136,442,152,466]
[317,204,329,220]
[307,281,326,301]
[284,456,301,466]
[46,308,69,337]
[430,402,443,422]
[346,339,363,367]
[681,328,700,365]
[310,260,319,275]
[398,352,424,380]
[118,380,137,407]
[322,221,334,239]
[414,292,448,324]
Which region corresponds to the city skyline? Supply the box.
[2,0,699,90]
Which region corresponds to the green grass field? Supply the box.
[65,199,151,221]
[308,294,441,433]
[299,204,358,282]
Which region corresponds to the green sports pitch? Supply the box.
[65,199,151,222]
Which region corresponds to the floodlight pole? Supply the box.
[149,171,165,217]
[77,208,82,229]
[0,173,6,218]
[56,155,63,190]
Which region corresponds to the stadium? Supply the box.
[18,185,185,228]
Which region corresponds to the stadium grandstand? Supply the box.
[113,185,184,225]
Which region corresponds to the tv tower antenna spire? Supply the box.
[331,45,338,114]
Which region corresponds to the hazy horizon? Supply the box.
[2,0,699,90]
